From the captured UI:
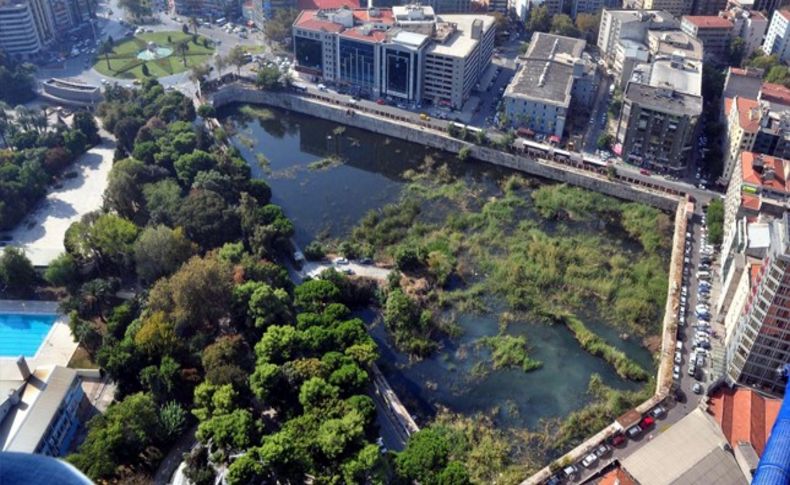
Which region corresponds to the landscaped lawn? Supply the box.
[93,31,215,79]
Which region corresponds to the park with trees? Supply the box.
[0,103,100,234]
[0,78,486,483]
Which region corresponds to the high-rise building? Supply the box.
[615,55,702,172]
[762,10,790,64]
[628,0,688,17]
[680,15,734,61]
[0,0,56,56]
[721,7,767,57]
[292,5,495,109]
[570,0,620,19]
[597,9,677,67]
[690,0,726,15]
[722,208,790,397]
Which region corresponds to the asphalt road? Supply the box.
[582,75,613,153]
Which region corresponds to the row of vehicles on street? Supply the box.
[677,211,716,393]
[546,405,668,484]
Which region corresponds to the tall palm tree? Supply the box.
[15,105,32,132]
[99,40,114,71]
[189,63,210,98]
[189,16,199,36]
[214,54,226,78]
[0,102,9,147]
[175,42,189,66]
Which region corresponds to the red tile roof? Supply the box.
[780,9,790,22]
[761,82,790,106]
[598,467,638,485]
[732,96,760,132]
[683,15,734,29]
[294,10,345,32]
[741,151,790,193]
[708,386,782,456]
[297,0,359,9]
[294,8,394,35]
[339,27,388,42]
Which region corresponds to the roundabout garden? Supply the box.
[93,31,215,79]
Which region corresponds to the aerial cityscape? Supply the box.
[0,0,789,482]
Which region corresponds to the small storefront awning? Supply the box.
[549,135,561,144]
[613,143,622,156]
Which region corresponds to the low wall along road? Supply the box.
[207,85,692,484]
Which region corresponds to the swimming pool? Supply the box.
[0,313,58,357]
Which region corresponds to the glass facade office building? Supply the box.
[295,36,324,74]
[338,39,376,91]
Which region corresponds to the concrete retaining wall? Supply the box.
[212,85,680,211]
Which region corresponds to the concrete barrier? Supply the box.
[211,85,681,211]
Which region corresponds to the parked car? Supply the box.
[595,443,610,458]
[581,453,598,468]
[562,464,579,479]
[627,425,642,438]
[333,257,349,265]
[674,351,682,364]
[693,382,703,394]
[640,416,655,430]
[640,168,652,176]
[610,432,626,447]
[650,406,666,419]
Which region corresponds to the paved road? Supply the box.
[302,261,391,281]
[582,75,613,153]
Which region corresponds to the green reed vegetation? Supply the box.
[476,335,542,372]
[338,169,670,378]
[555,313,649,381]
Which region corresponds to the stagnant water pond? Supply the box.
[221,104,658,430]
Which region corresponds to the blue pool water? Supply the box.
[0,313,58,357]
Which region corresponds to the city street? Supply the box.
[582,75,613,153]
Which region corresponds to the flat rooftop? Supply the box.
[621,408,748,485]
[0,365,78,454]
[506,59,574,106]
[648,29,703,60]
[605,9,678,27]
[504,32,588,106]
[625,81,703,116]
[649,58,702,96]
[526,31,585,60]
[425,14,494,58]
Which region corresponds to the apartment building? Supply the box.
[292,5,495,109]
[721,208,790,397]
[630,0,688,16]
[570,0,620,19]
[0,359,84,456]
[615,55,702,172]
[503,32,598,138]
[680,15,734,61]
[690,0,726,14]
[762,10,790,63]
[598,9,677,67]
[723,96,761,183]
[721,7,766,57]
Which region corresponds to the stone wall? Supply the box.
[212,85,681,211]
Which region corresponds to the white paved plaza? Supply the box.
[6,139,114,267]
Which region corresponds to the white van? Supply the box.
[676,341,683,351]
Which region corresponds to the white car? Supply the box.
[581,453,598,468]
[333,257,349,265]
[674,351,682,364]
